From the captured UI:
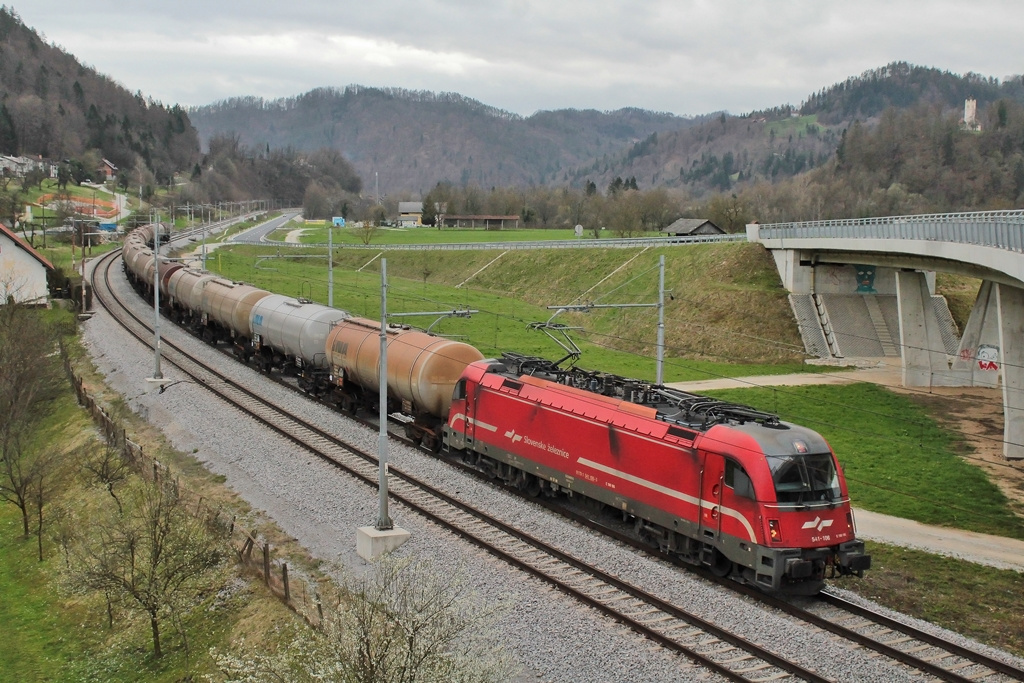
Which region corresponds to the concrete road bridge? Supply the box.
[747,210,1023,460]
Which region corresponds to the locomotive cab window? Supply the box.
[725,460,754,499]
[767,453,841,505]
[452,379,467,401]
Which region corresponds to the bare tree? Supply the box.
[214,556,515,682]
[30,447,67,561]
[358,219,380,246]
[69,476,225,658]
[0,304,62,537]
[608,190,644,238]
[82,443,130,514]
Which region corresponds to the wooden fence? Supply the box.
[61,345,326,627]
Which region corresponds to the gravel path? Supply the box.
[81,257,1024,682]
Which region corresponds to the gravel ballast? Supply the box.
[80,256,1024,682]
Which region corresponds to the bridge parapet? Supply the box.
[752,209,1024,253]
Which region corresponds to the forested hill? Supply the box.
[583,63,1024,198]
[187,87,695,194]
[799,62,1024,124]
[0,8,198,182]
[190,64,1024,198]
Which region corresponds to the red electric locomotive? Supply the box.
[443,353,870,594]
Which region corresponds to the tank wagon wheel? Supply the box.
[340,395,358,416]
[422,430,442,453]
[404,423,422,445]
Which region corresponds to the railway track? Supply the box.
[92,248,827,682]
[91,246,1024,683]
[539,476,1024,683]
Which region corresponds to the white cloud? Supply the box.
[15,1,1024,115]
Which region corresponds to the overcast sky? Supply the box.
[16,1,1024,117]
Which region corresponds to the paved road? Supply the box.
[229,209,299,243]
[664,362,903,394]
[669,363,1024,572]
[855,509,1024,572]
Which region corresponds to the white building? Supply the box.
[962,98,981,132]
[0,223,54,306]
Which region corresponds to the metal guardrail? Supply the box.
[233,233,746,250]
[756,209,1024,253]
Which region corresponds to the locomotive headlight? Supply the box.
[768,519,783,543]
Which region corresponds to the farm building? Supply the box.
[398,202,424,227]
[661,218,724,236]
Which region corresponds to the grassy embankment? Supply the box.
[205,240,821,381]
[0,318,310,681]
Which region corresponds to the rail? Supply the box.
[755,209,1024,253]
[236,233,747,250]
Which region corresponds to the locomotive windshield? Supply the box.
[766,453,841,505]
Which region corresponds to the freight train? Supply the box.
[122,223,870,594]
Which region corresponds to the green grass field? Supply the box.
[0,328,293,682]
[764,114,822,137]
[706,383,1024,539]
[861,543,1024,656]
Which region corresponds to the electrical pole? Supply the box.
[656,254,665,385]
[355,254,409,560]
[151,213,163,381]
[376,257,392,530]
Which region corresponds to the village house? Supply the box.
[0,223,54,306]
[398,201,424,227]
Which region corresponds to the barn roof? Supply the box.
[662,218,724,235]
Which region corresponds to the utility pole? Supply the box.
[377,257,391,530]
[327,220,334,307]
[151,213,163,382]
[656,254,666,385]
[355,256,410,560]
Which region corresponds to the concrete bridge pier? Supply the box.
[895,271,953,388]
[949,281,1002,388]
[948,280,1024,460]
[996,284,1024,460]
